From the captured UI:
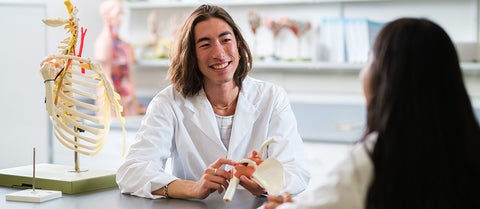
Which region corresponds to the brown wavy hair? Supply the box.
[167,4,252,97]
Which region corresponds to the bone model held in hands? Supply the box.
[223,136,284,203]
[40,0,126,159]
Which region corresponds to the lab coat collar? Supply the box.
[183,78,260,153]
[229,86,260,153]
[184,89,222,148]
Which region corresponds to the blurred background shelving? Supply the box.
[121,0,480,76]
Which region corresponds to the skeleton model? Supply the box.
[223,137,284,203]
[40,0,125,171]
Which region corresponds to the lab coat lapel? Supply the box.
[229,92,260,153]
[185,90,222,147]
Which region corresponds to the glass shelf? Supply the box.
[135,59,480,74]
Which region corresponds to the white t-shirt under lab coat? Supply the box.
[116,76,311,199]
[270,132,377,209]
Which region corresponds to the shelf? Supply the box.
[134,59,480,74]
[136,59,170,67]
[253,61,365,72]
[460,62,480,74]
[135,59,364,72]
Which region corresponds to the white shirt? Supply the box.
[215,114,234,149]
[272,132,377,209]
[116,76,311,199]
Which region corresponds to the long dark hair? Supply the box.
[364,18,480,209]
[167,4,252,97]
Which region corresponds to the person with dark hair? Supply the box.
[116,4,310,200]
[262,17,480,209]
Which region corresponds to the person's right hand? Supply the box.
[190,157,236,199]
[262,193,293,209]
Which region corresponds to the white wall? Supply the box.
[0,2,48,168]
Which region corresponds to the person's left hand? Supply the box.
[238,175,267,196]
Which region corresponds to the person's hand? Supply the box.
[238,175,267,196]
[190,157,236,199]
[262,193,293,209]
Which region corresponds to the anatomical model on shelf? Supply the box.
[141,10,174,60]
[262,15,313,61]
[223,137,284,203]
[40,0,126,171]
[279,17,312,61]
[248,10,261,59]
[263,17,284,60]
[94,0,145,116]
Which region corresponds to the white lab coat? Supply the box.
[271,132,377,209]
[116,76,310,199]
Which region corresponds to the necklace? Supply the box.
[212,96,238,110]
[209,88,239,110]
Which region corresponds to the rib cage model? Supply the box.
[40,0,126,160]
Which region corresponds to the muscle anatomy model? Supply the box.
[94,0,145,116]
[223,137,284,203]
[40,0,126,170]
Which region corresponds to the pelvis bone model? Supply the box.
[223,136,284,203]
[40,0,126,160]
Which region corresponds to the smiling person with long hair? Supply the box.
[116,4,310,200]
